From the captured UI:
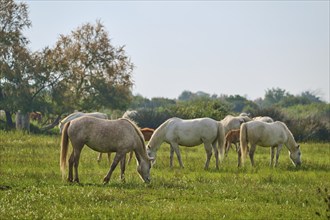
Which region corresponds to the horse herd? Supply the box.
[59,112,302,184]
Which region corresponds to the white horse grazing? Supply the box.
[147,117,225,169]
[239,121,301,167]
[60,116,153,183]
[220,115,251,135]
[253,116,274,123]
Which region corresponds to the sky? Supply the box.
[22,1,329,102]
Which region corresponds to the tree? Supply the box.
[48,21,134,114]
[0,0,32,129]
[262,87,289,108]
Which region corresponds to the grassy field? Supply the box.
[0,130,329,219]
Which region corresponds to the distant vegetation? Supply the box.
[128,88,329,142]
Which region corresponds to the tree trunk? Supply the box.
[15,111,30,132]
[5,110,14,129]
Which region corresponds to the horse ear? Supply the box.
[297,145,300,149]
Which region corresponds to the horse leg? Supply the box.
[212,142,219,169]
[237,147,241,167]
[235,142,240,152]
[107,153,111,164]
[225,141,230,156]
[172,143,184,168]
[103,153,123,184]
[68,151,74,182]
[120,154,126,182]
[169,145,175,168]
[73,148,83,183]
[204,143,213,170]
[97,153,102,163]
[249,144,256,166]
[127,151,133,164]
[275,144,283,167]
[270,146,275,167]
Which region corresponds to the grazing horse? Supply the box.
[58,112,111,163]
[225,129,240,155]
[60,116,153,184]
[147,117,225,169]
[239,121,301,167]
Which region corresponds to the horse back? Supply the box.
[167,117,218,145]
[68,116,140,153]
[246,121,287,147]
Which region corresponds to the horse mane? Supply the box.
[148,118,173,151]
[278,121,297,148]
[119,118,148,159]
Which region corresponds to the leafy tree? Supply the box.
[262,87,289,107]
[48,21,134,113]
[0,0,32,129]
[178,90,195,101]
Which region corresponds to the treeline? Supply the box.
[126,88,329,142]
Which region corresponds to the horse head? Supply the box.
[137,156,154,183]
[289,145,301,167]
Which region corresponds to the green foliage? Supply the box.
[0,132,329,219]
[174,98,230,120]
[1,3,134,123]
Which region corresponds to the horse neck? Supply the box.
[134,147,149,165]
[148,121,167,153]
[283,125,297,152]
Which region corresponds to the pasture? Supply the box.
[0,131,329,219]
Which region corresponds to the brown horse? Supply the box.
[225,129,240,155]
[60,116,153,184]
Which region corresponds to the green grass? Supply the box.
[0,130,329,219]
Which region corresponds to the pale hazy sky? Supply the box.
[23,1,329,102]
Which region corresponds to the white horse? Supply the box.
[147,117,225,169]
[253,116,274,123]
[60,116,153,183]
[239,121,301,167]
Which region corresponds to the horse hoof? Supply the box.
[103,177,110,185]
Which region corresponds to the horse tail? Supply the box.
[240,123,248,165]
[217,122,225,161]
[60,121,71,179]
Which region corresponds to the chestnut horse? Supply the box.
[225,129,240,155]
